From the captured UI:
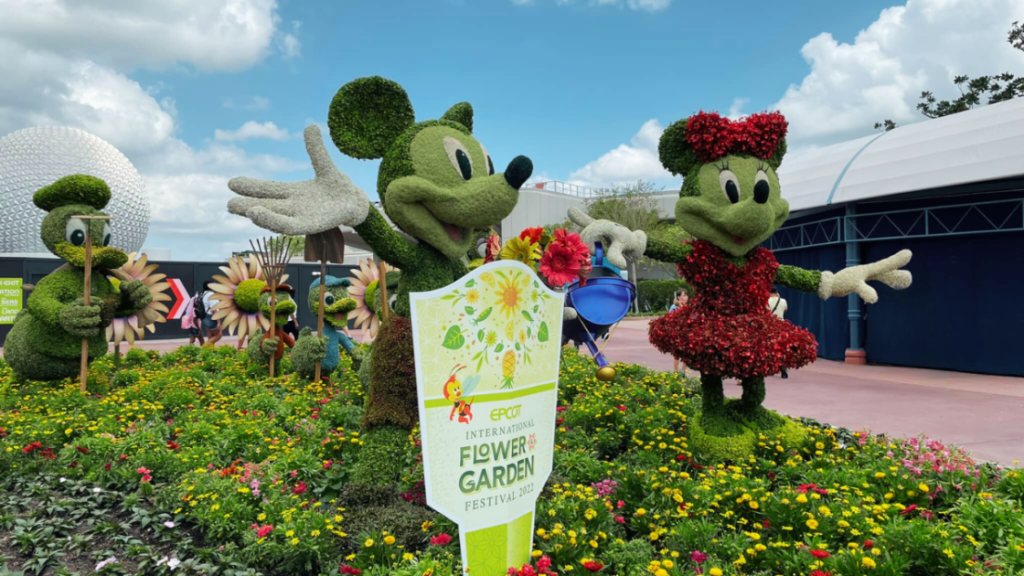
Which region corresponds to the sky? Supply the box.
[1,0,1023,260]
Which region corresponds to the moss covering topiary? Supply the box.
[689,411,806,462]
[4,175,151,381]
[360,315,417,429]
[353,424,410,486]
[33,174,111,211]
[776,264,822,293]
[234,278,266,314]
[328,76,416,161]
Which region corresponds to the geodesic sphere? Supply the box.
[0,126,149,253]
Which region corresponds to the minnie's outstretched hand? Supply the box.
[819,249,913,304]
[567,208,647,270]
[227,125,370,235]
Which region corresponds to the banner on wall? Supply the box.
[0,278,23,324]
[410,260,564,576]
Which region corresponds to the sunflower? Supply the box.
[499,237,541,269]
[209,255,288,342]
[494,273,525,320]
[105,252,172,346]
[348,258,396,342]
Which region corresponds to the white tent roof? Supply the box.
[779,97,1024,213]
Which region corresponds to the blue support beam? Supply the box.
[844,203,865,363]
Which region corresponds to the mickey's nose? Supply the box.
[504,155,533,190]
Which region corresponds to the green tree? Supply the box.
[265,234,306,259]
[876,21,1024,131]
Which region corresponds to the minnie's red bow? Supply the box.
[685,111,788,163]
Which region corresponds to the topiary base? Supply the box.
[689,407,807,463]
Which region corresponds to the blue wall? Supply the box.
[773,245,849,361]
[864,231,1024,376]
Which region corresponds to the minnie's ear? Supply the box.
[658,119,701,176]
[441,102,474,133]
[328,76,416,159]
[767,137,787,171]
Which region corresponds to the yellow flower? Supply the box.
[311,530,320,537]
[918,483,929,492]
[636,508,647,516]
[494,274,526,319]
[290,538,299,545]
[286,530,295,538]
[499,237,541,267]
[806,519,819,530]
[709,569,723,576]
[862,557,876,568]
[364,538,374,548]
[466,288,480,305]
[874,472,886,479]
[748,501,759,510]
[384,535,396,545]
[403,553,414,561]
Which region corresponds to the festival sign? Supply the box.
[0,278,23,324]
[411,260,564,576]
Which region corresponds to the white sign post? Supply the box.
[411,260,563,576]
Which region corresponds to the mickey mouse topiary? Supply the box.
[226,76,535,485]
[4,175,153,381]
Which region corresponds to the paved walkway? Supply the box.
[5,321,1021,464]
[594,319,1024,465]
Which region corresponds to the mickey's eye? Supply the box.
[480,143,495,176]
[718,170,740,204]
[102,223,112,247]
[443,137,473,181]
[65,218,87,246]
[753,170,770,204]
[324,293,335,306]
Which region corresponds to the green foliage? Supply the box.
[360,316,417,429]
[328,76,416,160]
[584,180,663,233]
[689,413,806,462]
[776,263,822,293]
[32,175,111,211]
[440,102,474,133]
[658,118,701,177]
[234,278,266,314]
[636,279,690,313]
[353,425,409,486]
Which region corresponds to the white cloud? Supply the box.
[278,21,302,60]
[223,96,271,110]
[567,120,673,187]
[0,0,282,72]
[727,97,749,120]
[775,0,1024,148]
[214,121,291,142]
[0,0,308,260]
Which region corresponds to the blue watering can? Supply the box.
[562,241,636,381]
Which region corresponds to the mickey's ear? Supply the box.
[441,102,474,133]
[328,76,416,160]
[658,119,701,176]
[767,137,787,171]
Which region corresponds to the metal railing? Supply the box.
[765,197,1024,252]
[526,181,607,197]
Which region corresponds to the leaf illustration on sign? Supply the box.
[473,307,492,325]
[522,310,533,321]
[442,326,465,350]
[537,321,550,343]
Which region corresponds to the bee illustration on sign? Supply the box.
[442,364,481,424]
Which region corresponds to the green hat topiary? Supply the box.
[33,175,111,211]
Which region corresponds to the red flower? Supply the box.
[104,463,112,470]
[810,571,833,576]
[539,242,581,287]
[484,235,501,263]
[323,460,333,470]
[430,533,453,546]
[76,446,89,454]
[22,442,42,453]
[582,560,604,572]
[292,481,307,495]
[900,504,918,516]
[616,405,627,412]
[166,441,179,450]
[519,227,544,245]
[809,549,830,559]
[339,566,362,575]
[684,110,788,163]
[256,525,274,538]
[863,540,874,549]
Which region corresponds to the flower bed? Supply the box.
[1,346,1023,576]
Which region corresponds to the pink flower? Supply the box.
[691,550,707,564]
[539,242,581,287]
[430,533,453,546]
[340,566,362,575]
[256,525,274,538]
[292,481,307,495]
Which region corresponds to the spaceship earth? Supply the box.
[0,126,150,253]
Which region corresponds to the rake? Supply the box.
[249,236,294,378]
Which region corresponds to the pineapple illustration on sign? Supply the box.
[501,349,516,389]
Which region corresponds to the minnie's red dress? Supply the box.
[649,240,817,379]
